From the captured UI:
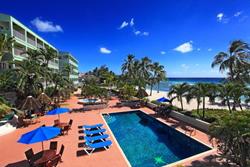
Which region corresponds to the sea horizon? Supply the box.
[149,77,225,92]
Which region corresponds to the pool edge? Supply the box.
[102,109,215,167]
[100,112,132,167]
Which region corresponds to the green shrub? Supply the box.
[210,112,250,167]
[151,100,161,106]
[0,103,11,119]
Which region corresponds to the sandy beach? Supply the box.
[146,89,245,111]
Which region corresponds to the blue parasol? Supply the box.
[156,97,171,103]
[18,126,61,150]
[46,108,70,121]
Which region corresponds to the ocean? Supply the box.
[149,78,225,92]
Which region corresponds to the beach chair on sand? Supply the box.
[84,134,109,142]
[83,140,112,155]
[84,128,106,136]
[83,124,103,130]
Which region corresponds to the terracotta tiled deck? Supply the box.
[0,95,219,167]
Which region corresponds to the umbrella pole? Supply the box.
[42,141,44,150]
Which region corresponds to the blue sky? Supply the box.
[1,0,250,77]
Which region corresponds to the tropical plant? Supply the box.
[118,84,137,100]
[230,83,248,111]
[209,112,250,167]
[81,83,108,101]
[0,33,14,61]
[212,40,250,83]
[186,84,202,116]
[40,46,58,87]
[0,70,17,91]
[14,58,43,97]
[121,54,135,76]
[149,62,166,95]
[168,83,190,111]
[216,83,234,113]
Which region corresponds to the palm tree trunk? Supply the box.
[239,103,243,111]
[157,82,160,93]
[227,98,232,113]
[180,96,183,111]
[202,96,205,118]
[196,99,200,116]
[150,83,153,96]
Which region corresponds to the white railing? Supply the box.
[14,47,25,56]
[13,29,25,41]
[27,38,36,46]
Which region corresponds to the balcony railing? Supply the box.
[13,29,25,41]
[37,43,43,49]
[27,38,36,46]
[14,47,25,56]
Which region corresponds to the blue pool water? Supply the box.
[103,110,211,167]
[78,98,97,103]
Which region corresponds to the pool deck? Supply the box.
[0,94,220,167]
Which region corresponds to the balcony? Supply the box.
[13,29,25,41]
[14,47,25,56]
[27,38,36,46]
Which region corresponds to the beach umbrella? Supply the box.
[46,108,70,121]
[37,93,51,105]
[21,96,42,114]
[18,126,61,150]
[156,97,171,103]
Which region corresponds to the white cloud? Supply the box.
[160,51,166,55]
[234,11,242,17]
[216,13,229,23]
[197,48,201,51]
[130,18,134,27]
[119,21,129,29]
[134,30,149,36]
[118,18,149,37]
[208,48,212,51]
[174,41,193,53]
[134,30,141,35]
[181,64,189,71]
[100,47,111,54]
[217,13,224,21]
[31,17,63,32]
[142,32,149,36]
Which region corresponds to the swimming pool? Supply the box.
[78,98,98,103]
[103,110,211,167]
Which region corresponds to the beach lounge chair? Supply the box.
[84,140,112,155]
[83,123,103,130]
[84,134,109,142]
[68,119,73,129]
[84,128,106,136]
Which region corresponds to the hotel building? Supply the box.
[0,13,59,72]
[59,52,79,85]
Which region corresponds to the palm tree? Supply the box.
[186,84,202,116]
[40,46,58,87]
[197,83,211,118]
[0,33,14,61]
[212,40,250,82]
[121,54,135,76]
[14,60,43,97]
[217,83,234,113]
[168,83,189,111]
[63,64,72,80]
[230,83,247,111]
[149,62,166,95]
[155,65,166,93]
